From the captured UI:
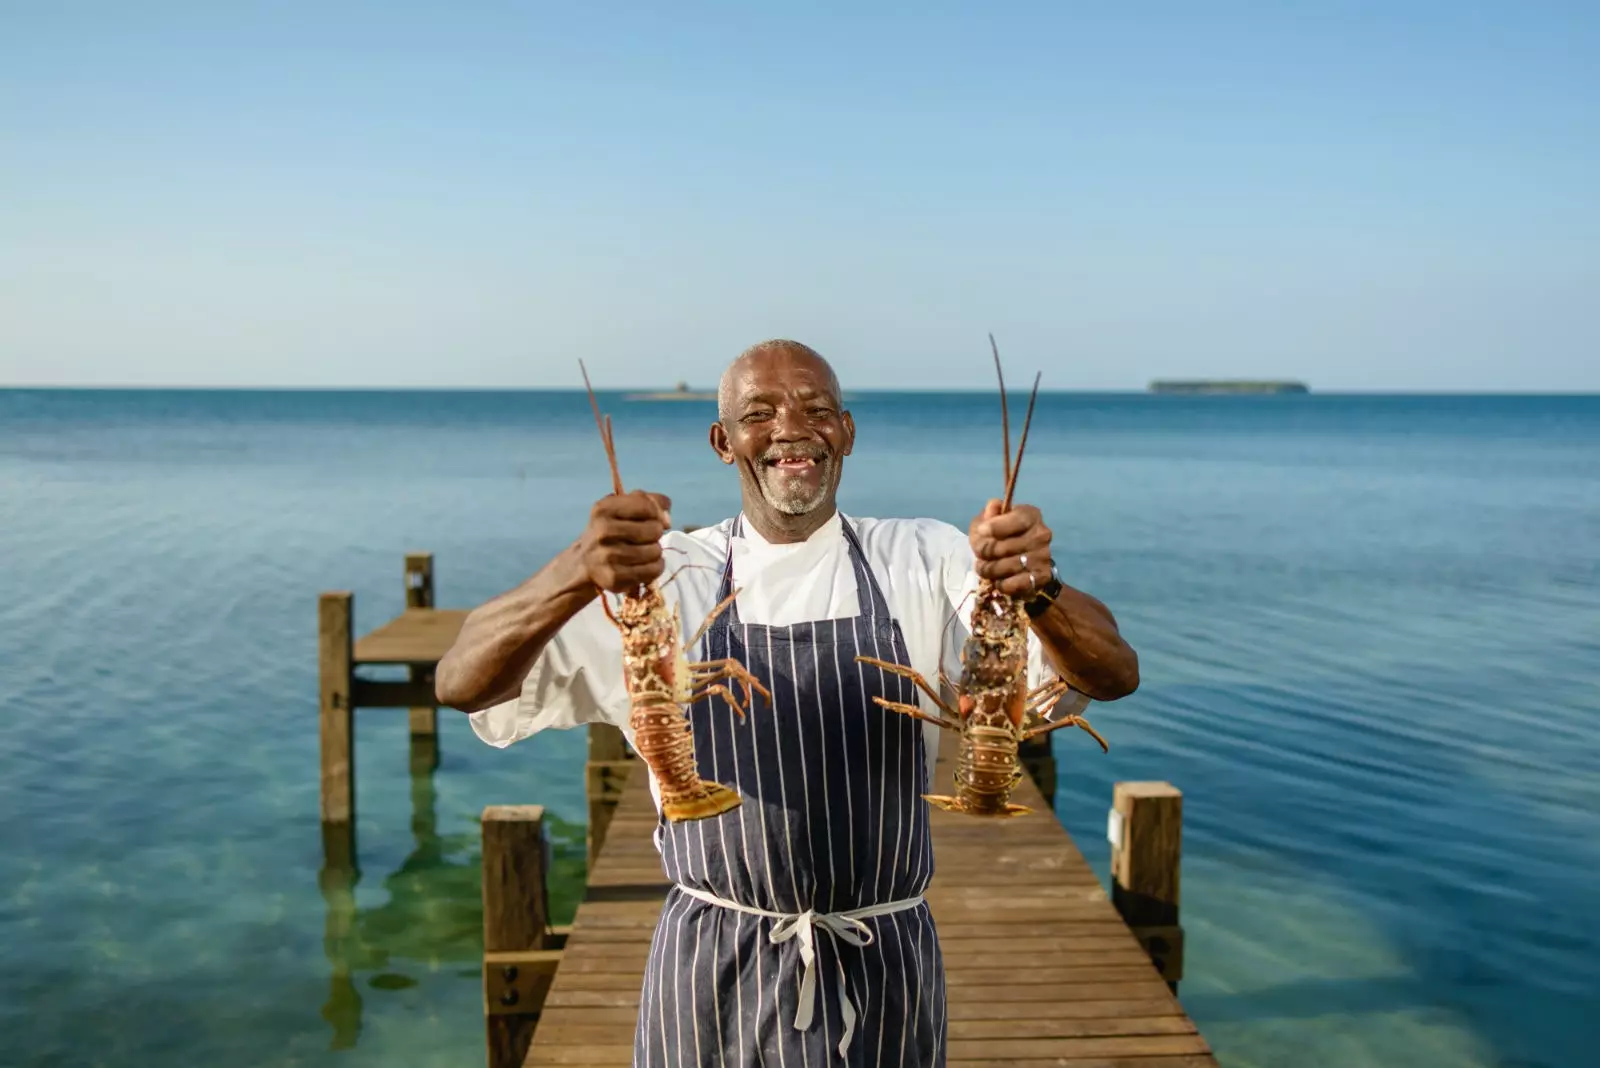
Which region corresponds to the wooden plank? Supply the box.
[518,731,1217,1067]
[587,724,633,865]
[350,677,440,709]
[353,607,469,665]
[947,1017,1197,1040]
[945,1034,1212,1059]
[945,1059,1219,1068]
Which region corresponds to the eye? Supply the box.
[806,406,834,418]
[741,409,774,423]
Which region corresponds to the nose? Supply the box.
[770,404,814,442]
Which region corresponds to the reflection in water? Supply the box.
[319,820,362,1049]
[315,735,588,1050]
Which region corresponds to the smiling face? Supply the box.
[709,341,855,541]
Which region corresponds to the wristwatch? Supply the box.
[1025,562,1064,619]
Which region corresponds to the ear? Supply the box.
[708,421,735,464]
[840,410,856,457]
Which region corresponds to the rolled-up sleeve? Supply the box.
[467,596,628,748]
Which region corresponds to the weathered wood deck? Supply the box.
[315,553,1212,1065]
[523,733,1218,1067]
[355,606,469,666]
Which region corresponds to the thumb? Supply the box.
[644,491,673,528]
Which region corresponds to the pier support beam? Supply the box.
[405,552,439,749]
[482,805,562,1068]
[1017,733,1057,806]
[1109,781,1185,991]
[585,724,632,867]
[319,592,355,826]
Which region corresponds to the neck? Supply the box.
[739,491,837,544]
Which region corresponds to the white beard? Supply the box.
[755,455,836,515]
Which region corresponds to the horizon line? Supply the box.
[5,384,1600,397]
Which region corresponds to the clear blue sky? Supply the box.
[3,1,1596,391]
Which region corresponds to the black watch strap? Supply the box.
[1025,564,1064,618]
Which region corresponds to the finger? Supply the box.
[971,499,1003,537]
[642,491,673,528]
[597,490,672,522]
[982,506,1040,540]
[979,531,1051,562]
[597,518,669,546]
[995,572,1037,598]
[601,542,664,567]
[973,555,1029,582]
[610,561,666,588]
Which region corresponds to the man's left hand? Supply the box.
[969,499,1053,599]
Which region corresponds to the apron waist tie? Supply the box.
[673,884,925,1059]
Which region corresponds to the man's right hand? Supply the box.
[579,490,673,593]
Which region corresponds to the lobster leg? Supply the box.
[687,587,743,652]
[687,657,772,714]
[855,655,962,722]
[869,695,963,732]
[1020,712,1110,753]
[1025,678,1071,712]
[687,683,756,717]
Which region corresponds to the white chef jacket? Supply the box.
[469,511,1089,808]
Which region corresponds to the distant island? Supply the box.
[1149,379,1309,395]
[624,381,717,401]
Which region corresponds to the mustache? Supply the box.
[760,445,830,463]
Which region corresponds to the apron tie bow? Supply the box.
[675,885,925,1058]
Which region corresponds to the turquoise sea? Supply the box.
[2,387,1597,1068]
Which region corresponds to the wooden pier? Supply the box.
[318,554,1215,1067]
[483,731,1213,1068]
[318,552,465,828]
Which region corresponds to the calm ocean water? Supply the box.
[2,387,1597,1068]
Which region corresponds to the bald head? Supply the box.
[708,338,855,537]
[717,340,842,424]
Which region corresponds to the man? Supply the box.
[436,339,1139,1067]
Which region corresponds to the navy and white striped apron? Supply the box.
[634,515,946,1067]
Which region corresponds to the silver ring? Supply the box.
[1020,554,1028,569]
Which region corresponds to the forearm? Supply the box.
[1029,584,1140,702]
[435,541,598,712]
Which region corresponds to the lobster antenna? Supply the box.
[990,333,1011,494]
[1003,372,1042,511]
[938,587,976,659]
[579,359,625,496]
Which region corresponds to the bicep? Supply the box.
[468,599,627,745]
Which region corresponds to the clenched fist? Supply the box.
[580,490,673,594]
[969,498,1054,598]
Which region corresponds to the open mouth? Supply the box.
[764,452,824,471]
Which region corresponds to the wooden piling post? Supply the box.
[319,592,355,825]
[405,552,438,740]
[1109,781,1184,991]
[1017,733,1057,806]
[585,724,632,867]
[482,805,562,1068]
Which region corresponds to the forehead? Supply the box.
[730,350,839,405]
